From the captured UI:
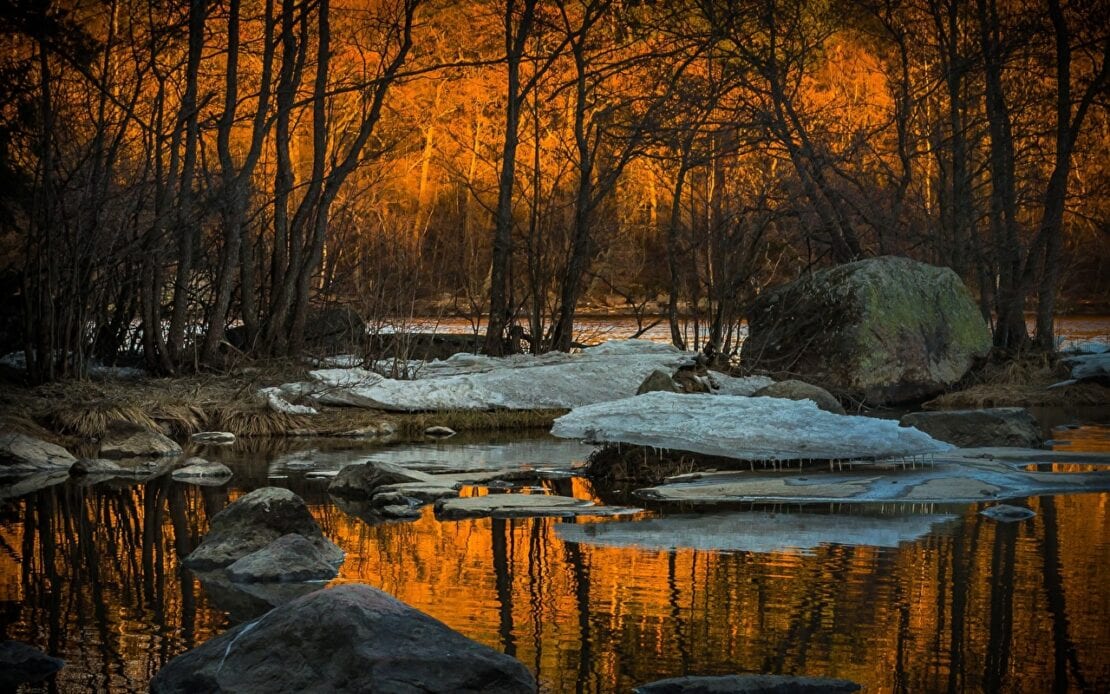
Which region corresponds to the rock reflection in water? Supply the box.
[555,511,956,554]
[0,435,1107,692]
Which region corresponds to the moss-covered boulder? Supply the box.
[741,256,990,405]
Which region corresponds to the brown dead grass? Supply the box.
[1,361,564,442]
[925,351,1108,409]
[393,409,565,437]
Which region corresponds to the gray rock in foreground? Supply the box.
[226,533,340,583]
[0,433,76,476]
[741,256,990,405]
[635,674,860,693]
[183,487,342,570]
[98,421,181,458]
[149,584,536,694]
[0,640,65,688]
[753,380,846,415]
[900,408,1042,448]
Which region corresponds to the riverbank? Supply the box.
[0,362,565,453]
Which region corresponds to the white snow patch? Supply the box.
[261,387,318,415]
[551,391,952,461]
[281,340,691,411]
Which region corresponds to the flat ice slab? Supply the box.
[635,450,1110,505]
[434,493,637,519]
[557,511,955,554]
[552,391,952,461]
[273,340,768,412]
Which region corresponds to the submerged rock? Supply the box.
[900,408,1042,448]
[741,256,991,405]
[195,570,321,624]
[979,504,1036,522]
[149,584,536,694]
[634,674,861,693]
[435,493,634,520]
[98,421,181,458]
[69,458,124,475]
[0,641,65,688]
[171,458,233,484]
[753,380,845,415]
[226,533,341,583]
[0,433,76,475]
[183,487,343,570]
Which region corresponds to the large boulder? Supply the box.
[0,433,76,476]
[900,408,1042,448]
[226,533,341,583]
[0,641,65,688]
[149,584,537,694]
[635,674,861,693]
[183,487,343,570]
[98,421,181,458]
[753,380,846,415]
[741,256,991,405]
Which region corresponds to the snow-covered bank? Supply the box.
[270,340,769,412]
[551,391,952,461]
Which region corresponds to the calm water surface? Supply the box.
[2,425,1109,692]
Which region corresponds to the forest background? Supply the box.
[0,0,1106,381]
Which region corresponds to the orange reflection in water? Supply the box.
[1,443,1108,692]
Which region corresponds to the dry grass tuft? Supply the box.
[152,404,208,437]
[48,401,162,438]
[207,405,312,437]
[926,382,1110,409]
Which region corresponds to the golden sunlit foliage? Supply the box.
[0,0,1106,378]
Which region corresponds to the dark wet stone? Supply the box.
[149,584,536,694]
[0,640,65,688]
[69,458,124,475]
[901,408,1042,448]
[98,421,181,458]
[634,674,861,693]
[637,369,680,395]
[328,460,435,499]
[183,487,343,570]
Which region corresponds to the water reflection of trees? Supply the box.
[1,481,1107,692]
